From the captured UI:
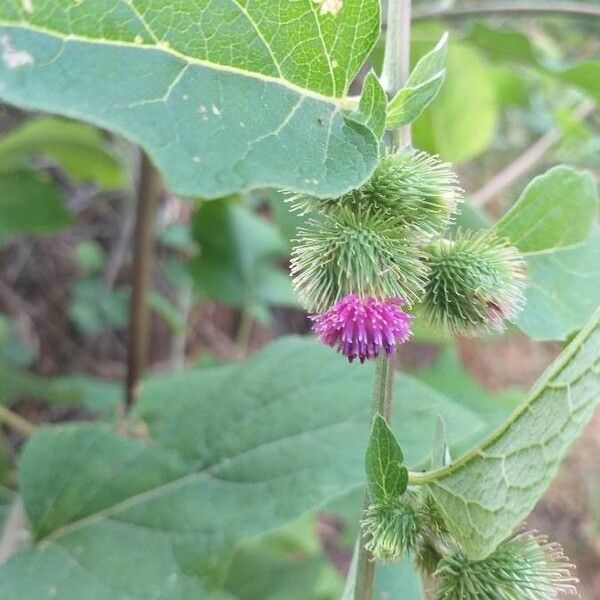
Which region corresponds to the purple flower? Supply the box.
[312,294,412,363]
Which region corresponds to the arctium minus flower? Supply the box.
[422,230,526,335]
[434,533,578,600]
[312,294,412,363]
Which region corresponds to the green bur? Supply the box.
[422,231,526,334]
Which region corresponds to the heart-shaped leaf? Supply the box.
[0,337,483,597]
[0,1,381,198]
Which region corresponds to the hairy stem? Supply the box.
[0,406,36,437]
[382,0,413,148]
[126,152,160,408]
[354,356,394,600]
[352,1,413,596]
[412,1,600,20]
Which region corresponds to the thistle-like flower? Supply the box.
[422,230,526,334]
[291,207,427,312]
[434,533,578,600]
[312,294,412,363]
[362,499,420,562]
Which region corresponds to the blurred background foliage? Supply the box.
[0,1,599,598]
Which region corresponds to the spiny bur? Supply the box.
[422,230,525,335]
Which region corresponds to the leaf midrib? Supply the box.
[0,21,342,106]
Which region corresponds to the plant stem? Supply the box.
[0,406,36,437]
[354,356,394,600]
[382,0,413,148]
[236,308,254,360]
[412,1,600,20]
[352,1,413,596]
[0,498,26,564]
[126,152,160,408]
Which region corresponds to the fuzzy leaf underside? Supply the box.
[0,337,483,598]
[0,0,381,198]
[425,305,600,559]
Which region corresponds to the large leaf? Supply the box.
[0,1,381,198]
[495,166,598,253]
[0,169,72,241]
[516,228,600,341]
[0,117,124,189]
[0,337,483,597]
[417,305,600,559]
[224,514,342,600]
[494,165,599,341]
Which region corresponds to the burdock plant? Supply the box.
[287,1,574,592]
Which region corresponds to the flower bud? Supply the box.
[413,493,452,574]
[362,499,420,562]
[434,533,578,600]
[294,150,462,236]
[422,231,526,334]
[291,206,427,312]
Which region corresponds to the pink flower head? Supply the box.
[312,294,412,363]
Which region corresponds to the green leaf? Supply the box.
[375,558,424,600]
[386,32,448,129]
[0,337,484,597]
[349,71,387,139]
[421,305,600,559]
[69,279,130,335]
[189,198,296,316]
[0,363,121,418]
[224,515,342,600]
[0,169,72,241]
[413,42,498,163]
[0,2,381,198]
[516,228,600,341]
[148,292,185,334]
[449,202,491,234]
[0,118,124,190]
[495,166,598,254]
[365,414,409,503]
